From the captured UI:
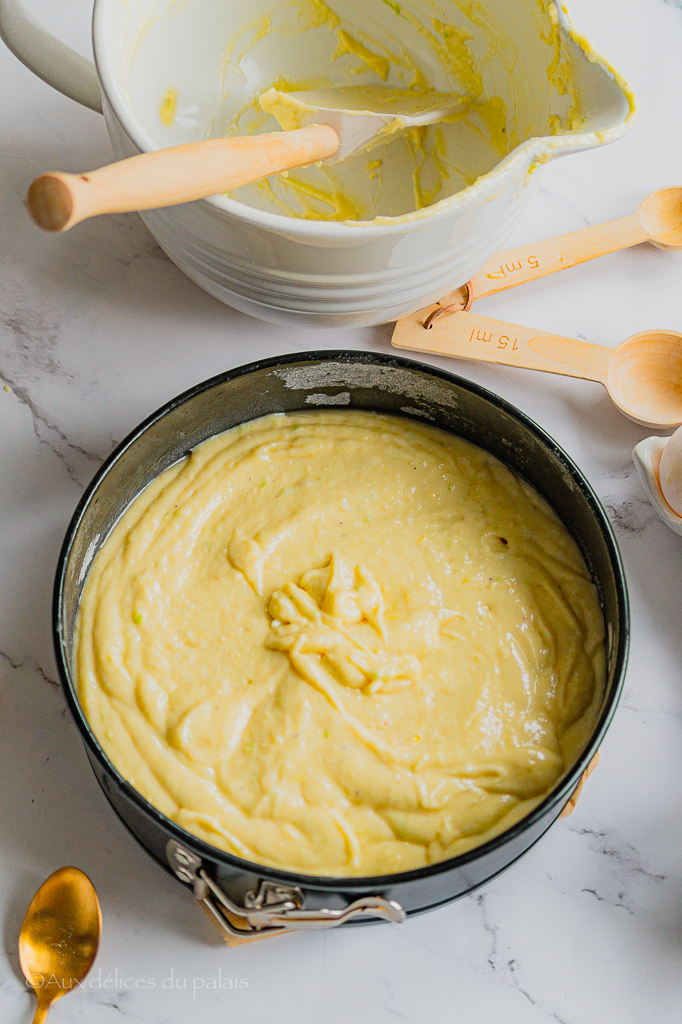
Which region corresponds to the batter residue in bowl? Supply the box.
[132,0,587,221]
[76,412,605,876]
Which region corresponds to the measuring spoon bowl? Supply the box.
[607,330,682,429]
[638,187,682,250]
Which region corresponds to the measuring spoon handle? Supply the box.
[392,309,612,383]
[467,213,647,300]
[26,126,339,232]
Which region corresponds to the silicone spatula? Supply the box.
[26,85,468,233]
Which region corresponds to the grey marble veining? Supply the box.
[2,0,682,1022]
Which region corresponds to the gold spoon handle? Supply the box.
[32,996,51,1024]
[392,309,611,383]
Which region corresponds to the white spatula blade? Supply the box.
[259,85,469,162]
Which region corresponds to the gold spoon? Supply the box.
[19,867,102,1024]
[393,309,682,430]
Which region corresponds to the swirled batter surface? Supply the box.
[76,412,605,876]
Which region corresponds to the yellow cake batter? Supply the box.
[75,411,605,876]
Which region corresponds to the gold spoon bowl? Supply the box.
[19,867,102,1024]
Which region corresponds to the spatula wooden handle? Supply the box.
[468,213,647,299]
[392,309,612,383]
[26,125,339,232]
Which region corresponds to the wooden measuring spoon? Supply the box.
[430,187,682,312]
[392,309,682,430]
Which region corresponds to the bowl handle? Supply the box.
[0,0,102,112]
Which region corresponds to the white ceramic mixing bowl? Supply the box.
[1,0,635,327]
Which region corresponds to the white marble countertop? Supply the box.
[2,0,682,1021]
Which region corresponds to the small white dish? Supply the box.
[633,435,682,537]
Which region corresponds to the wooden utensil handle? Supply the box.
[392,309,612,383]
[26,125,339,232]
[468,213,647,299]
